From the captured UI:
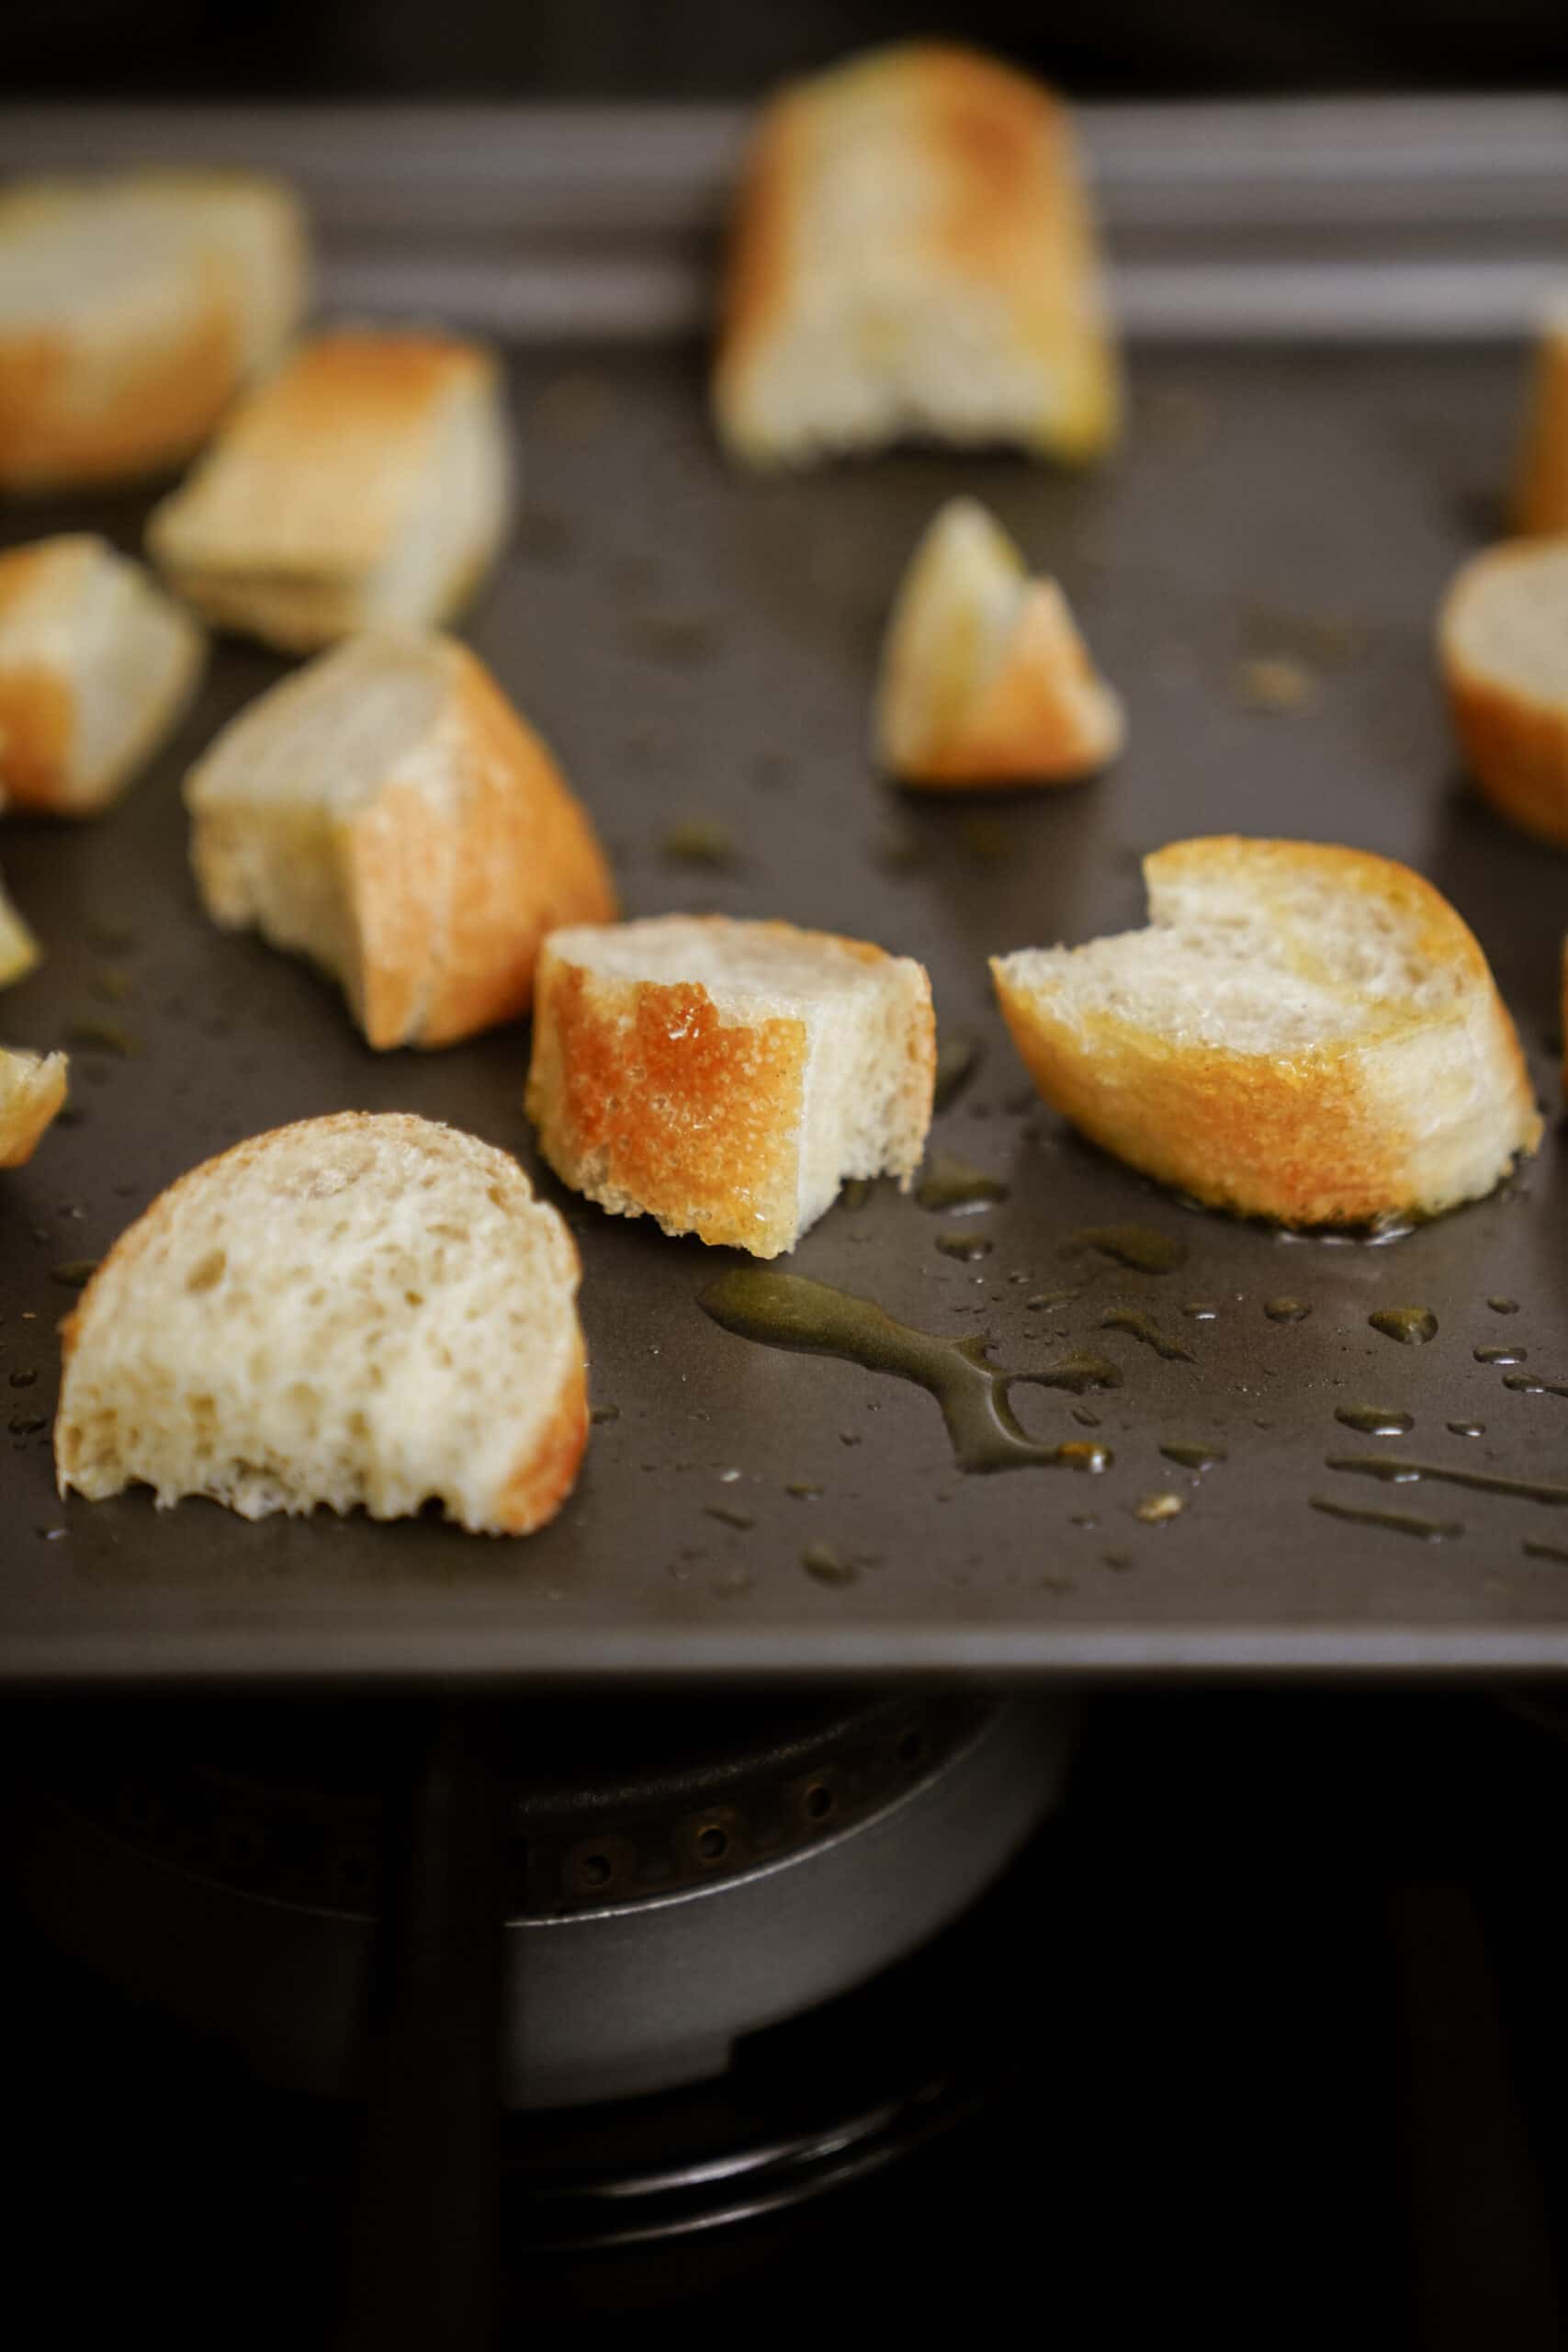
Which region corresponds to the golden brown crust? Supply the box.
[527,954,809,1257]
[0,1048,68,1168]
[992,838,1540,1227]
[1441,542,1568,844]
[0,662,74,808]
[715,41,1119,465]
[1513,322,1568,537]
[897,580,1122,786]
[495,1347,588,1534]
[0,304,243,494]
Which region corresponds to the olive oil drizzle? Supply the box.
[699,1268,1120,1475]
[1310,1497,1461,1542]
[1325,1454,1568,1509]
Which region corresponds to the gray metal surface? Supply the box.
[5,332,1568,1679]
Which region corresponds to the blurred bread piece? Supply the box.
[0,535,204,815]
[714,42,1120,469]
[876,497,1123,786]
[1513,313,1568,536]
[54,1111,587,1534]
[992,837,1539,1227]
[0,868,39,985]
[0,1046,66,1166]
[148,328,513,652]
[527,915,935,1258]
[0,171,306,494]
[1441,537,1568,844]
[185,629,615,1048]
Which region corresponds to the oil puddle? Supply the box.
[1504,1373,1568,1399]
[699,1268,1120,1475]
[1310,1497,1461,1542]
[1369,1307,1438,1345]
[916,1154,1007,1213]
[1265,1297,1312,1323]
[1325,1454,1568,1509]
[1066,1225,1188,1275]
[1101,1309,1195,1363]
[1524,1540,1568,1565]
[932,1035,982,1114]
[1159,1442,1227,1471]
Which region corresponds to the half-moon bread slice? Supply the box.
[0,1046,67,1167]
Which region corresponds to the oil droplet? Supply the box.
[1100,1309,1195,1363]
[35,1526,66,1542]
[590,1403,620,1424]
[917,1153,1007,1213]
[1325,1453,1568,1508]
[699,1267,1122,1475]
[933,1035,982,1113]
[1524,1540,1568,1564]
[1026,1288,1078,1311]
[1475,1343,1526,1366]
[1102,1551,1134,1572]
[1335,1406,1414,1437]
[9,1414,45,1435]
[1310,1497,1461,1541]
[1488,1297,1520,1314]
[1066,1225,1188,1275]
[1159,1441,1227,1471]
[661,817,737,866]
[802,1543,857,1586]
[1447,1420,1485,1438]
[704,1505,755,1531]
[1369,1307,1438,1345]
[1134,1492,1185,1523]
[936,1233,993,1263]
[840,1179,873,1212]
[1504,1372,1568,1399]
[1182,1302,1219,1321]
[9,1369,37,1388]
[785,1481,822,1500]
[1265,1297,1311,1323]
[1072,1407,1101,1429]
[1055,1441,1112,1473]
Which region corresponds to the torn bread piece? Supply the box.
[1441,537,1568,844]
[992,837,1540,1227]
[0,868,39,985]
[0,535,204,815]
[147,327,513,652]
[714,41,1120,469]
[1513,312,1568,537]
[0,170,307,493]
[527,915,935,1257]
[0,1046,66,1166]
[185,630,616,1049]
[54,1112,587,1534]
[876,496,1123,786]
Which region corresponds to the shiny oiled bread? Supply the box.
[1440,537,1568,844]
[527,916,936,1258]
[0,866,39,985]
[1513,314,1568,536]
[147,328,513,652]
[0,535,204,815]
[55,1113,587,1534]
[991,838,1540,1227]
[0,1046,66,1167]
[714,42,1120,469]
[0,170,307,493]
[875,497,1123,786]
[185,630,616,1049]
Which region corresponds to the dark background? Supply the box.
[6,0,1567,98]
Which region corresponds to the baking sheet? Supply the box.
[5,331,1568,1680]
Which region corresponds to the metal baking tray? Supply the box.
[3,99,1568,1682]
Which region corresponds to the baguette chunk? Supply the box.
[714,42,1120,469]
[55,1112,586,1534]
[0,867,39,985]
[0,1046,66,1166]
[527,915,936,1257]
[185,630,615,1049]
[876,497,1122,785]
[0,170,307,493]
[1441,537,1568,844]
[0,535,204,814]
[992,837,1540,1227]
[148,328,513,652]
